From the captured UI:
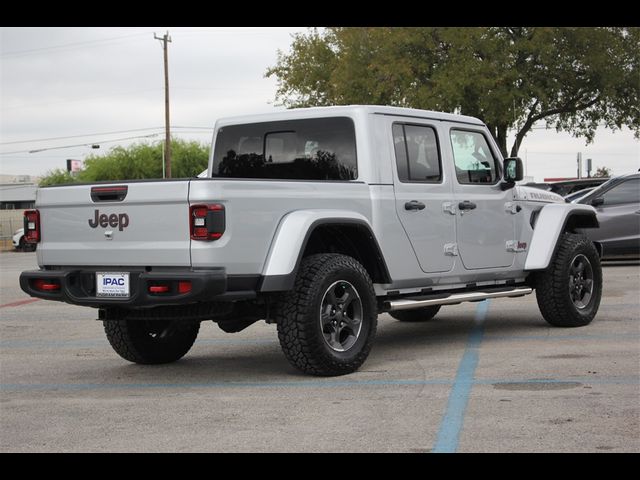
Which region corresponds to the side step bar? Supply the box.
[384,287,533,311]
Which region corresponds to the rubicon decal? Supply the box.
[88,209,129,231]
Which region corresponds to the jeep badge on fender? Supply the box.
[88,209,129,231]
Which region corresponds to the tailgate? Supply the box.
[37,181,192,267]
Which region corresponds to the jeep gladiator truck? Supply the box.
[20,106,602,376]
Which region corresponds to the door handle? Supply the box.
[458,200,477,211]
[405,200,426,211]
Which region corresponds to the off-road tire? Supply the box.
[535,233,602,327]
[275,254,377,376]
[389,305,441,322]
[104,319,200,364]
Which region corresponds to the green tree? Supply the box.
[267,27,640,157]
[593,166,612,178]
[39,139,209,186]
[38,168,77,187]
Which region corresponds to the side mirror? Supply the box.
[500,157,524,190]
[503,157,524,182]
[591,197,604,207]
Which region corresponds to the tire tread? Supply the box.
[535,233,601,327]
[275,254,377,376]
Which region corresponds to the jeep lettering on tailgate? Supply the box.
[88,210,129,231]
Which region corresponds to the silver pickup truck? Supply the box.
[20,106,602,376]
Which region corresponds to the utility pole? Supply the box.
[576,152,582,179]
[154,31,172,178]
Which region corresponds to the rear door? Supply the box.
[447,128,515,270]
[392,121,456,273]
[38,181,192,267]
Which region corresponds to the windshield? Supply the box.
[576,177,617,203]
[211,117,357,181]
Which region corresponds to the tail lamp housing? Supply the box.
[23,209,41,243]
[190,204,225,241]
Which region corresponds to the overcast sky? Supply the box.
[1,26,638,182]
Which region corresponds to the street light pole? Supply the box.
[154,31,172,179]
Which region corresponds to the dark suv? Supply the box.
[574,173,640,259]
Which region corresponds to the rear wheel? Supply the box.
[535,233,602,327]
[104,319,199,364]
[275,254,377,376]
[389,305,441,322]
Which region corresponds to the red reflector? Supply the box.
[193,227,208,238]
[178,281,192,294]
[149,285,170,293]
[33,279,60,291]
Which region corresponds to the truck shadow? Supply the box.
[101,310,555,382]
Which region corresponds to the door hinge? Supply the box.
[442,202,457,215]
[444,243,459,256]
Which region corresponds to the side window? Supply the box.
[602,178,640,205]
[392,123,442,183]
[450,130,499,184]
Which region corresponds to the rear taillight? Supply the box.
[190,204,225,241]
[24,209,40,243]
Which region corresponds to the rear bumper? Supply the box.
[19,268,235,308]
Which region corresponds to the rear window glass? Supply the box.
[211,117,357,180]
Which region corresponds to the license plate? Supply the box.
[96,272,130,298]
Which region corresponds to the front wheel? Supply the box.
[535,233,602,327]
[104,319,200,364]
[275,254,378,376]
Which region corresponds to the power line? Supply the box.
[0,86,273,112]
[0,133,161,155]
[0,125,214,147]
[0,32,153,58]
[0,127,165,146]
[0,88,164,112]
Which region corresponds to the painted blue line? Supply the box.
[1,375,637,393]
[433,299,490,453]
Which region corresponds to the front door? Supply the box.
[448,128,515,270]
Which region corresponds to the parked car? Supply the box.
[526,178,609,197]
[565,187,595,203]
[12,228,36,252]
[574,173,640,259]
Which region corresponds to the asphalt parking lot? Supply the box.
[0,251,638,452]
